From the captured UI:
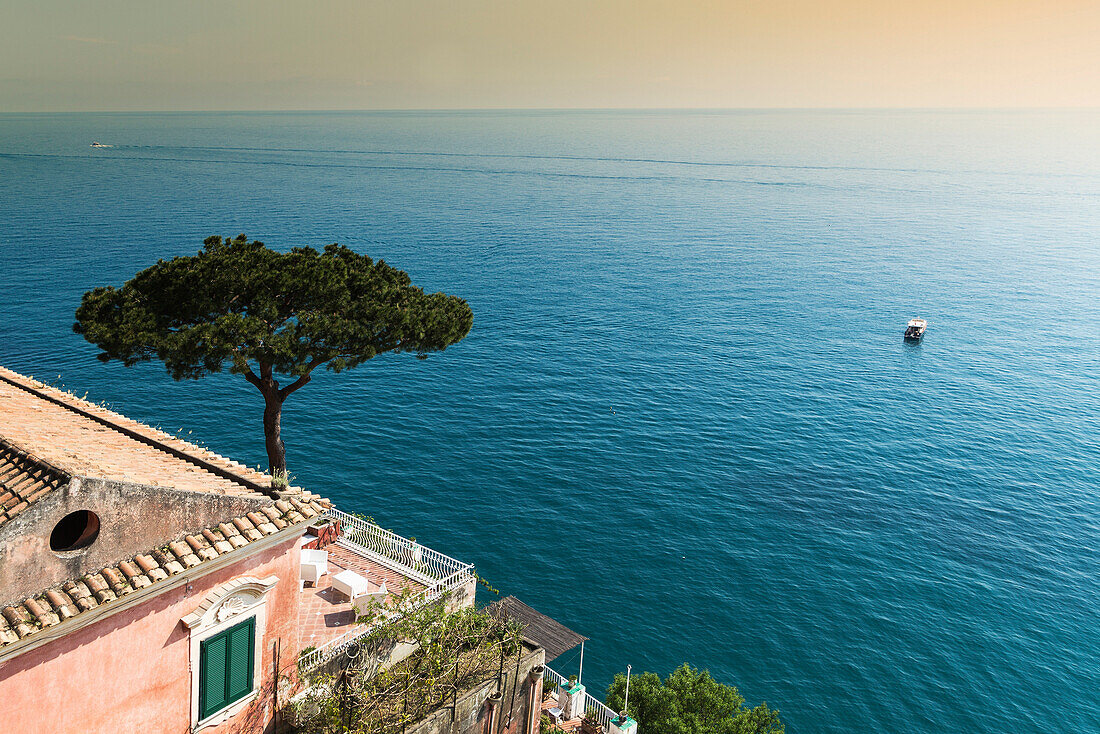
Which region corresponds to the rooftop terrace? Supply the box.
[297,508,475,671]
[299,542,427,650]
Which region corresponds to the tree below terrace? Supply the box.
[606,664,784,734]
[74,235,473,486]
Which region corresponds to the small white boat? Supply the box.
[89,141,112,148]
[904,318,927,340]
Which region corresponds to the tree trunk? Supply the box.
[262,390,287,482]
[244,360,315,490]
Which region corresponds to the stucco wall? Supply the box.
[0,476,269,605]
[0,533,303,734]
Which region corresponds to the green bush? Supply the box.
[605,664,783,734]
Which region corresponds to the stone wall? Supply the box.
[408,645,545,734]
[0,476,269,605]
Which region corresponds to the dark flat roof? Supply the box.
[486,595,587,661]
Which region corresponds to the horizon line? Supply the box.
[3,105,1100,115]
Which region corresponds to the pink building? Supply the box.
[0,366,475,733]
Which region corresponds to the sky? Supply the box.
[1,0,1098,111]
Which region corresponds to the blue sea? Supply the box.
[1,110,1098,733]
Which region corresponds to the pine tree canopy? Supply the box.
[74,234,473,381]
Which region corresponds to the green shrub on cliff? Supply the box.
[605,664,783,734]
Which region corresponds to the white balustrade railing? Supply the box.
[582,692,619,731]
[543,664,620,732]
[297,508,475,672]
[543,665,568,690]
[327,507,472,588]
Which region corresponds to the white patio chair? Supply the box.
[351,581,389,619]
[300,548,328,588]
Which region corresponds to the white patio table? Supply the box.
[331,569,371,601]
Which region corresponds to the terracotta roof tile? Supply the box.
[44,590,77,620]
[83,574,109,595]
[232,517,255,532]
[5,501,29,519]
[85,575,116,604]
[3,606,35,637]
[0,618,19,645]
[134,555,158,574]
[130,575,153,589]
[100,568,127,593]
[0,438,69,528]
[167,541,191,560]
[0,367,272,511]
[23,598,59,627]
[64,584,98,613]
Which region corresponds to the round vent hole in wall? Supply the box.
[50,510,100,552]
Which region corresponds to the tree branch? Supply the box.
[279,373,310,399]
[243,365,262,389]
[278,356,327,399]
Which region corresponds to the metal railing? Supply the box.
[328,507,472,588]
[297,508,475,672]
[543,665,569,690]
[543,664,620,732]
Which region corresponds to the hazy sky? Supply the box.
[2,0,1098,111]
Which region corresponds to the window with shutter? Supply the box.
[199,616,256,720]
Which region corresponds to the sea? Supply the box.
[1,110,1098,733]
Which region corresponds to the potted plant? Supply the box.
[580,709,603,734]
[306,518,332,536]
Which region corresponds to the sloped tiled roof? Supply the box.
[0,367,274,526]
[0,495,329,649]
[0,437,70,526]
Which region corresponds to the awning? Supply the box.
[485,595,588,661]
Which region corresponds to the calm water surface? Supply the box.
[1,110,1098,733]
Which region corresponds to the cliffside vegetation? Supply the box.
[605,664,783,734]
[293,592,522,733]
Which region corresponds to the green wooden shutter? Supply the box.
[199,616,256,720]
[226,617,255,703]
[200,631,230,719]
